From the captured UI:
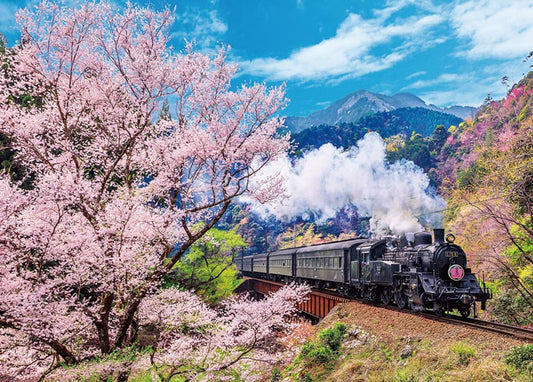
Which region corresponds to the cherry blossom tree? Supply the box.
[0,1,299,379]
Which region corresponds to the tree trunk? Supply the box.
[95,293,114,354]
[47,340,77,366]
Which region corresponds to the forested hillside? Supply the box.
[437,72,533,326]
[292,107,462,154]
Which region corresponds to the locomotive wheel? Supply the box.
[364,288,379,302]
[380,288,391,306]
[435,307,446,317]
[394,292,408,309]
[459,307,470,319]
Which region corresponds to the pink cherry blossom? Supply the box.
[0,1,293,379]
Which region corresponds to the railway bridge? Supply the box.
[235,277,350,320]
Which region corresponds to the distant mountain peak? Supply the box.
[285,90,477,133]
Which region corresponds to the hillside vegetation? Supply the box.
[292,107,462,155]
[279,302,532,381]
[439,72,533,326]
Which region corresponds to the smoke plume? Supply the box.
[248,132,445,235]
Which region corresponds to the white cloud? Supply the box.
[375,0,441,20]
[314,100,331,108]
[419,88,484,108]
[451,0,533,60]
[405,73,467,90]
[173,8,227,51]
[406,71,427,80]
[411,53,531,107]
[240,6,444,82]
[417,73,502,107]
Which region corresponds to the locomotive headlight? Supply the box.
[445,233,456,243]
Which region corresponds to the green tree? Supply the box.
[386,131,434,172]
[168,227,246,304]
[429,124,449,153]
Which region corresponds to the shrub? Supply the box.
[450,342,476,365]
[297,322,347,365]
[318,322,347,352]
[504,344,533,375]
[299,341,335,364]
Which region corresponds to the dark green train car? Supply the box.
[269,248,296,278]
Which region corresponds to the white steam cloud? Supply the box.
[248,132,445,235]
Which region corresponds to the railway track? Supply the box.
[313,287,533,342]
[429,314,533,342]
[242,277,533,342]
[370,299,533,342]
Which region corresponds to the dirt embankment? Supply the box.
[326,301,526,350]
[302,301,530,381]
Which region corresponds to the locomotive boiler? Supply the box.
[235,229,491,318]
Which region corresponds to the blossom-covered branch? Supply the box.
[0,1,290,378]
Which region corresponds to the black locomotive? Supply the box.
[235,229,491,318]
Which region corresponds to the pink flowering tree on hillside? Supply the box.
[0,1,305,379]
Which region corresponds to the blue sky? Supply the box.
[1,0,532,117]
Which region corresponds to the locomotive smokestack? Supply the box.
[433,228,445,243]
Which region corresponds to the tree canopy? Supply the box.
[0,1,305,379]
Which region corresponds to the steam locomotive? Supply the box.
[235,229,491,318]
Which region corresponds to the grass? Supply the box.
[278,320,528,382]
[449,341,476,365]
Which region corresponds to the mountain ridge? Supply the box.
[285,90,477,133]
